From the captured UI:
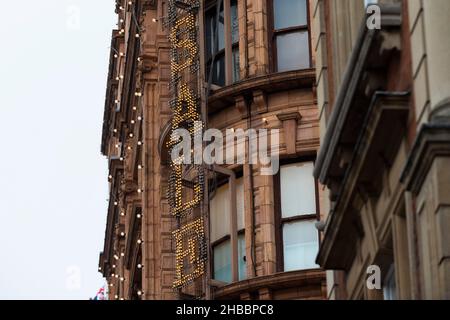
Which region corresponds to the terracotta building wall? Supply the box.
[100,0,327,300]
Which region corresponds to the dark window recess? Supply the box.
[205,0,239,86]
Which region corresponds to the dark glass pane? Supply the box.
[211,53,225,86]
[273,0,307,30]
[276,31,310,72]
[218,3,225,51]
[205,4,225,56]
[232,47,240,83]
[231,0,239,44]
[205,9,215,57]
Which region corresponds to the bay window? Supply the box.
[276,161,319,272]
[271,0,311,72]
[210,177,246,283]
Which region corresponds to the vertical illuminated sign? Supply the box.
[167,0,207,289]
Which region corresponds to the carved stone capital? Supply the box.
[252,90,267,114]
[235,95,249,118]
[276,112,302,155]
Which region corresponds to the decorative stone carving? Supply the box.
[276,112,302,155]
[235,95,249,119]
[252,90,267,114]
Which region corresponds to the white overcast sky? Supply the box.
[0,0,116,299]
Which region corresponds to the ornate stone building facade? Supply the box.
[99,0,327,300]
[313,0,450,299]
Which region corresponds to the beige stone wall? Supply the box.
[409,0,450,124]
[312,0,450,300]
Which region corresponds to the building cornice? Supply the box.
[208,69,316,113]
[400,123,450,195]
[314,4,403,185]
[213,269,325,299]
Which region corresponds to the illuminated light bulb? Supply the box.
[152,18,157,23]
[135,92,142,97]
[137,141,142,146]
[137,214,142,219]
[114,254,119,260]
[127,146,132,150]
[135,33,140,38]
[129,133,134,138]
[115,295,119,299]
[131,120,135,124]
[137,239,143,244]
[115,76,120,81]
[120,298,125,301]
[120,157,124,161]
[137,57,142,62]
[137,189,142,193]
[132,106,137,111]
[137,165,143,170]
[115,144,119,148]
[263,117,268,124]
[111,273,115,277]
[120,252,125,257]
[120,277,125,282]
[110,283,114,287]
[113,128,118,133]
[119,6,124,10]
[137,264,143,269]
[119,52,124,57]
[120,232,125,237]
[114,99,120,104]
[119,75,124,79]
[98,267,102,271]
[115,274,119,278]
[114,201,118,206]
[137,290,143,296]
[114,54,118,58]
[120,212,125,216]
[120,19,124,23]
[108,175,113,179]
[112,264,116,268]
[137,116,142,121]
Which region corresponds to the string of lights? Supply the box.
[166,0,207,291]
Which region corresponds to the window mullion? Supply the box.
[223,0,233,86]
[229,174,239,283]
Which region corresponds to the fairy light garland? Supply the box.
[166,0,206,290]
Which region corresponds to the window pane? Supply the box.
[238,234,247,280]
[383,264,397,300]
[236,178,245,231]
[232,47,240,83]
[283,220,319,271]
[205,9,215,57]
[213,240,231,283]
[280,162,316,218]
[210,182,230,242]
[231,0,239,44]
[211,53,225,86]
[218,3,225,51]
[274,0,307,30]
[210,178,244,242]
[205,5,225,56]
[276,31,310,72]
